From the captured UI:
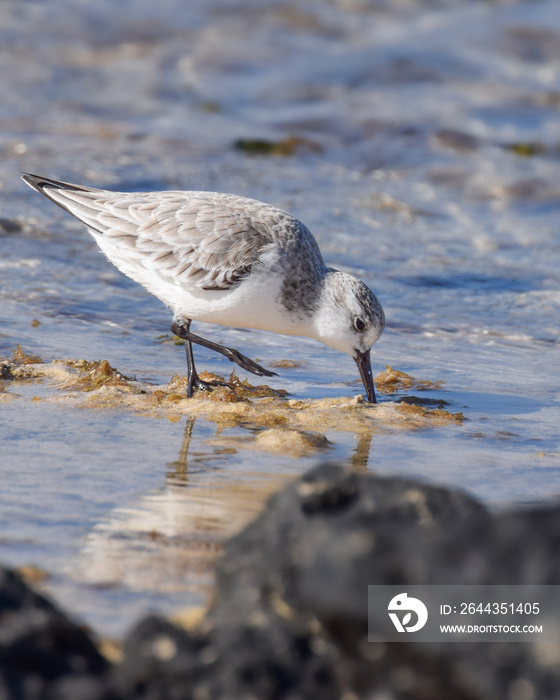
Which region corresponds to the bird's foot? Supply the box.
[186,374,229,398]
[223,347,278,377]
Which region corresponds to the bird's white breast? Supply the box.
[91,231,312,337]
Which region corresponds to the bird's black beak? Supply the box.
[354,349,377,404]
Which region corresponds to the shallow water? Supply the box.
[1,0,559,636]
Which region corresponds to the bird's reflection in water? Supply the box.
[168,413,376,480]
[70,417,294,597]
[70,416,375,608]
[166,415,196,482]
[351,429,374,470]
[165,416,238,484]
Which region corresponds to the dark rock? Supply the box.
[199,464,560,699]
[197,463,488,698]
[0,565,109,700]
[0,218,22,235]
[113,615,203,700]
[209,463,487,624]
[48,674,116,700]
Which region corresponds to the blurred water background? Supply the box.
[1,0,559,636]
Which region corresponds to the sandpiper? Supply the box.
[22,174,385,401]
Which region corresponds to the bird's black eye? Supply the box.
[354,317,366,332]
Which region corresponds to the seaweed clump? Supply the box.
[234,135,321,156]
[168,370,288,404]
[13,344,43,365]
[375,366,443,394]
[63,359,133,392]
[0,345,44,381]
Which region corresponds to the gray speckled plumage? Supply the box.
[28,178,325,309]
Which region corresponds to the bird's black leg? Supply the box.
[171,318,277,381]
[176,319,215,397]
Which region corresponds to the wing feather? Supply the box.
[21,175,323,292]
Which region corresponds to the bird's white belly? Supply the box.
[172,270,302,333]
[93,232,309,337]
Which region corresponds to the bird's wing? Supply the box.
[22,174,288,290]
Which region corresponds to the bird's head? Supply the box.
[312,270,385,403]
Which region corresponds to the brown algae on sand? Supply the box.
[12,344,43,365]
[63,359,135,392]
[374,365,444,394]
[1,348,463,456]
